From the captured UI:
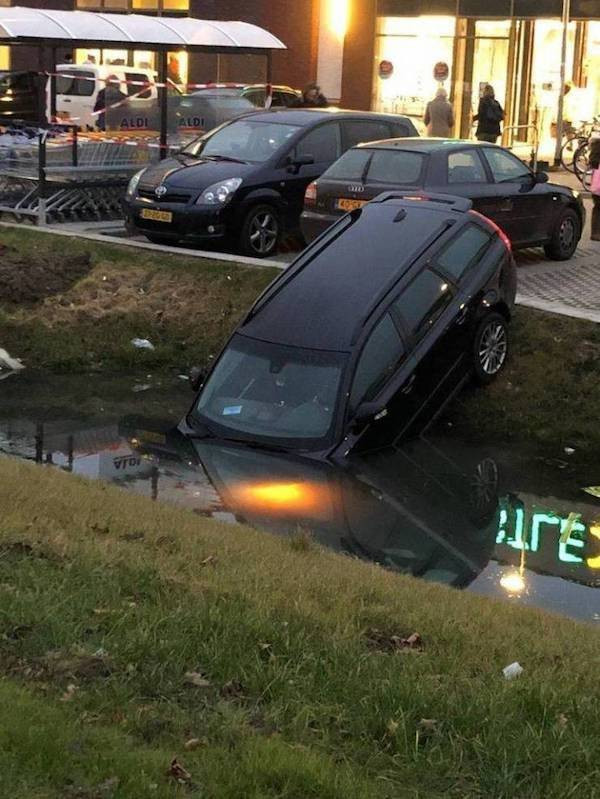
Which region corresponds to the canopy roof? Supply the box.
[0,6,286,52]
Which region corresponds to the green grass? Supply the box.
[0,227,277,373]
[1,457,600,798]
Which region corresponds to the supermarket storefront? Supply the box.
[361,1,600,158]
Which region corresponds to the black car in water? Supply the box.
[123,108,417,257]
[181,192,517,459]
[301,138,585,260]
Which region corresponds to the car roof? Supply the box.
[241,196,471,352]
[356,137,496,153]
[244,108,413,127]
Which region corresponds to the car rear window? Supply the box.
[435,224,491,281]
[125,72,152,99]
[323,148,371,180]
[367,150,424,184]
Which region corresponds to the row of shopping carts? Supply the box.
[0,121,173,224]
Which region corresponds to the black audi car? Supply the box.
[181,192,517,459]
[300,138,585,260]
[123,108,417,257]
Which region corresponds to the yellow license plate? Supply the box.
[336,198,367,212]
[140,208,173,223]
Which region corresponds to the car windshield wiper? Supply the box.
[202,154,248,164]
[220,435,288,454]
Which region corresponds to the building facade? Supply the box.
[2,0,598,153]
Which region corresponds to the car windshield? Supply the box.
[192,334,346,444]
[183,119,300,163]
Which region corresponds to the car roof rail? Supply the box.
[370,191,473,212]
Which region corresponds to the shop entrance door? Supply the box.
[454,20,512,141]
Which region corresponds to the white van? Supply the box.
[49,64,158,130]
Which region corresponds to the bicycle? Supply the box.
[560,117,600,172]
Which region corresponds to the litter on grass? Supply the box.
[131,338,155,350]
[0,348,24,371]
[503,662,524,680]
[582,487,600,499]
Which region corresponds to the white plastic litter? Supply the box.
[503,662,524,680]
[132,383,151,393]
[564,447,575,455]
[0,348,25,371]
[131,338,155,350]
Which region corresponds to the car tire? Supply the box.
[239,204,280,258]
[472,312,509,385]
[544,208,580,261]
[466,456,500,528]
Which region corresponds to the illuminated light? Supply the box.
[500,572,526,594]
[587,524,600,569]
[229,481,331,519]
[328,0,349,40]
[558,517,586,564]
[304,181,318,207]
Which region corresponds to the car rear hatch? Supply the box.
[315,146,428,216]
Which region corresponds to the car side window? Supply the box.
[349,313,405,412]
[125,73,152,100]
[483,148,532,183]
[447,150,487,184]
[393,269,453,339]
[295,122,341,163]
[342,120,392,149]
[435,225,492,282]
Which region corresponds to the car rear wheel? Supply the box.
[472,312,508,385]
[239,204,280,258]
[544,208,580,261]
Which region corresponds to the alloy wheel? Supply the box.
[478,322,507,376]
[469,458,499,514]
[559,217,576,251]
[248,210,278,255]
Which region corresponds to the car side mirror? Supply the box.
[287,153,315,173]
[354,402,388,426]
[535,171,549,184]
[189,366,206,392]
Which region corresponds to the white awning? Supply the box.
[0,6,286,51]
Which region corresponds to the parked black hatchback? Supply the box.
[301,139,585,260]
[123,108,417,257]
[182,193,517,458]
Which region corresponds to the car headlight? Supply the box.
[126,168,146,200]
[197,177,242,206]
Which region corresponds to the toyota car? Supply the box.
[123,108,416,257]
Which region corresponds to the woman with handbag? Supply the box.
[590,136,600,241]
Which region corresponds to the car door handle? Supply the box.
[499,199,513,212]
[401,374,416,394]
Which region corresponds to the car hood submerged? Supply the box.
[139,156,257,191]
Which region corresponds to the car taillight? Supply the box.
[304,181,317,207]
[469,210,512,251]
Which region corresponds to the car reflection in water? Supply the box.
[121,417,500,590]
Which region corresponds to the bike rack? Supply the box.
[502,124,540,173]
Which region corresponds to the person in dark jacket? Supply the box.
[93,75,127,131]
[473,84,504,144]
[293,82,329,108]
[589,136,600,240]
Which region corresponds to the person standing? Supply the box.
[93,75,127,132]
[423,87,454,138]
[473,84,504,144]
[293,83,329,108]
[589,136,600,241]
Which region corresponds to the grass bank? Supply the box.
[1,457,600,798]
[1,227,600,457]
[0,227,277,373]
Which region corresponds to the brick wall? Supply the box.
[340,0,376,110]
[189,0,319,90]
